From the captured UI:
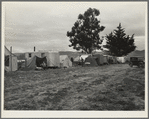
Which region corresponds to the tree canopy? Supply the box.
[104,23,136,56]
[67,8,105,54]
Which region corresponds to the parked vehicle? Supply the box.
[129,56,145,68]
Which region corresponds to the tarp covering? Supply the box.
[22,56,47,71]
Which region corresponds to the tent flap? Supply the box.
[22,56,47,71]
[36,56,47,67]
[5,55,9,66]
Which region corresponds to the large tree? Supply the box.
[104,23,136,56]
[67,8,105,54]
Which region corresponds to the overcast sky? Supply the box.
[3,2,147,53]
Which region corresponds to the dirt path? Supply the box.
[4,64,145,110]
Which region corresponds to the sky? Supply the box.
[3,2,147,53]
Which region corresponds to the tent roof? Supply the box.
[5,46,17,57]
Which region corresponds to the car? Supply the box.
[129,56,145,68]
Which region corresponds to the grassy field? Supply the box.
[4,64,145,110]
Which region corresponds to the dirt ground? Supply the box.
[4,64,145,110]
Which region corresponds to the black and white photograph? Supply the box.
[1,1,148,118]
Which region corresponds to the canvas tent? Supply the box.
[22,56,47,71]
[60,55,72,68]
[103,55,109,65]
[84,56,98,67]
[74,54,90,62]
[107,55,114,64]
[5,46,18,72]
[73,54,91,66]
[25,51,60,67]
[93,54,104,65]
[74,56,80,62]
[117,57,126,63]
[73,56,81,66]
[112,56,117,64]
[45,51,60,67]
